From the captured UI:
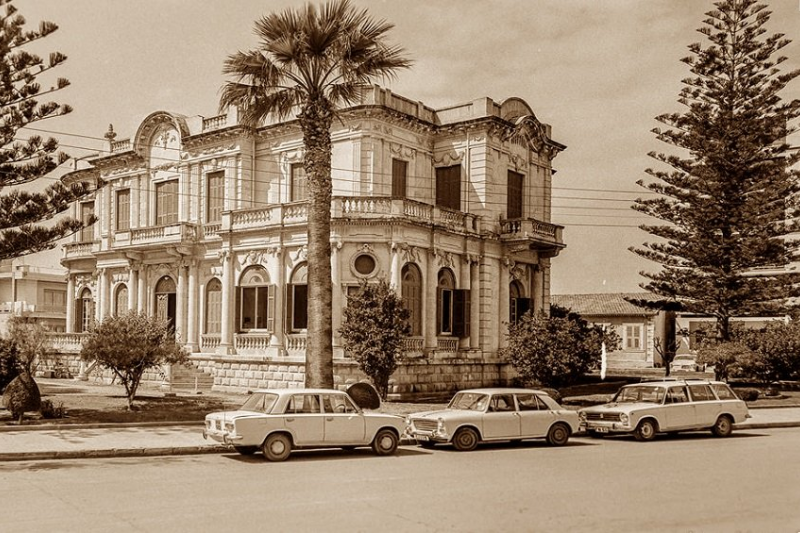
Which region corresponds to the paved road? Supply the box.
[2,427,799,533]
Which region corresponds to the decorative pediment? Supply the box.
[133,111,189,166]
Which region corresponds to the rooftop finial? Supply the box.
[104,124,117,142]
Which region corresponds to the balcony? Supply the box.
[500,217,565,256]
[223,197,481,234]
[63,241,98,261]
[121,223,199,248]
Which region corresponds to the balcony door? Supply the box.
[155,276,177,335]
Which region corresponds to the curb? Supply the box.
[0,444,228,462]
[0,421,203,433]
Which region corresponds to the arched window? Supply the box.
[205,278,222,334]
[114,284,128,316]
[77,288,94,332]
[155,276,176,334]
[237,266,274,332]
[437,269,456,334]
[401,264,422,336]
[437,268,470,338]
[288,263,308,331]
[509,280,531,324]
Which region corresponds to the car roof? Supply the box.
[248,388,349,395]
[455,387,550,395]
[625,379,725,387]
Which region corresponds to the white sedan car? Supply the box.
[203,388,406,461]
[406,388,581,451]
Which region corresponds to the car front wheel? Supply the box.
[452,427,479,452]
[262,433,292,462]
[634,419,657,442]
[711,415,733,438]
[372,429,399,456]
[546,423,571,446]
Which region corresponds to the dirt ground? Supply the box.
[2,377,798,427]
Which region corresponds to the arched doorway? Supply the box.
[155,276,177,334]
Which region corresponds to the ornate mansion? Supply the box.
[56,86,566,397]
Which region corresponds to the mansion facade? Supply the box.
[58,86,566,397]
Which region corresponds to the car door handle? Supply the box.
[326,417,334,421]
[286,417,295,422]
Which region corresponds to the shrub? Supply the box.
[39,399,66,419]
[2,372,41,423]
[0,339,20,393]
[734,388,760,402]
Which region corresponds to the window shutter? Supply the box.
[285,285,294,332]
[235,287,242,332]
[436,287,443,334]
[267,285,276,333]
[454,289,471,338]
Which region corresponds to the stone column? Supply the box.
[176,260,187,344]
[498,258,511,349]
[219,250,234,354]
[470,257,481,350]
[331,242,343,352]
[390,243,401,290]
[424,249,438,351]
[95,269,106,321]
[128,266,138,312]
[65,275,75,334]
[186,260,198,351]
[137,264,148,313]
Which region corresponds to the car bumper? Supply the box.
[582,421,634,434]
[202,429,243,445]
[407,429,450,443]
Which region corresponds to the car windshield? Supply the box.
[239,392,279,413]
[448,392,489,411]
[613,386,665,404]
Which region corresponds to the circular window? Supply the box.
[354,254,376,276]
[351,253,379,278]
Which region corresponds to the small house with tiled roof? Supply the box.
[551,293,674,370]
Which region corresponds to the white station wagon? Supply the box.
[203,388,406,461]
[578,379,750,441]
[406,388,581,451]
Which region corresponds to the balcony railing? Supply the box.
[129,223,199,246]
[200,334,220,350]
[235,333,272,351]
[202,114,227,131]
[63,241,97,260]
[436,337,459,352]
[45,332,89,353]
[500,217,564,247]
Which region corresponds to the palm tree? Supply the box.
[220,0,411,388]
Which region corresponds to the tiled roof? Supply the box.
[550,292,664,317]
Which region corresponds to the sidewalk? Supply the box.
[1,407,799,462]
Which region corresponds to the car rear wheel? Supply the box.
[372,429,399,456]
[262,433,292,462]
[634,419,657,442]
[711,415,733,437]
[546,423,571,446]
[233,446,258,456]
[452,427,479,452]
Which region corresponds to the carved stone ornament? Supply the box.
[292,246,308,263]
[390,142,416,159]
[433,150,463,166]
[393,242,421,264]
[433,249,455,268]
[111,270,130,284]
[74,275,96,298]
[357,243,375,255]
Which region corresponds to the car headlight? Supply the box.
[619,413,629,424]
[436,417,446,434]
[578,411,587,422]
[225,422,235,432]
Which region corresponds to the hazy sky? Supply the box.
[18,0,800,294]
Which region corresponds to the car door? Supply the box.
[321,393,366,445]
[663,386,696,430]
[283,393,325,445]
[516,393,556,438]
[688,384,719,426]
[481,393,521,440]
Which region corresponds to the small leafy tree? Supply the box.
[80,312,188,409]
[696,341,751,382]
[338,279,410,400]
[733,320,800,382]
[503,305,619,389]
[6,315,51,375]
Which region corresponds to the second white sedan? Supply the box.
[406,388,580,451]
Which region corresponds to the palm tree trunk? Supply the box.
[300,97,335,389]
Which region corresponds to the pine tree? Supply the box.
[631,0,800,341]
[0,1,94,261]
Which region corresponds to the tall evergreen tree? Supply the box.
[0,1,94,261]
[631,0,800,341]
[220,0,411,388]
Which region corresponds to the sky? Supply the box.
[17,0,800,295]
